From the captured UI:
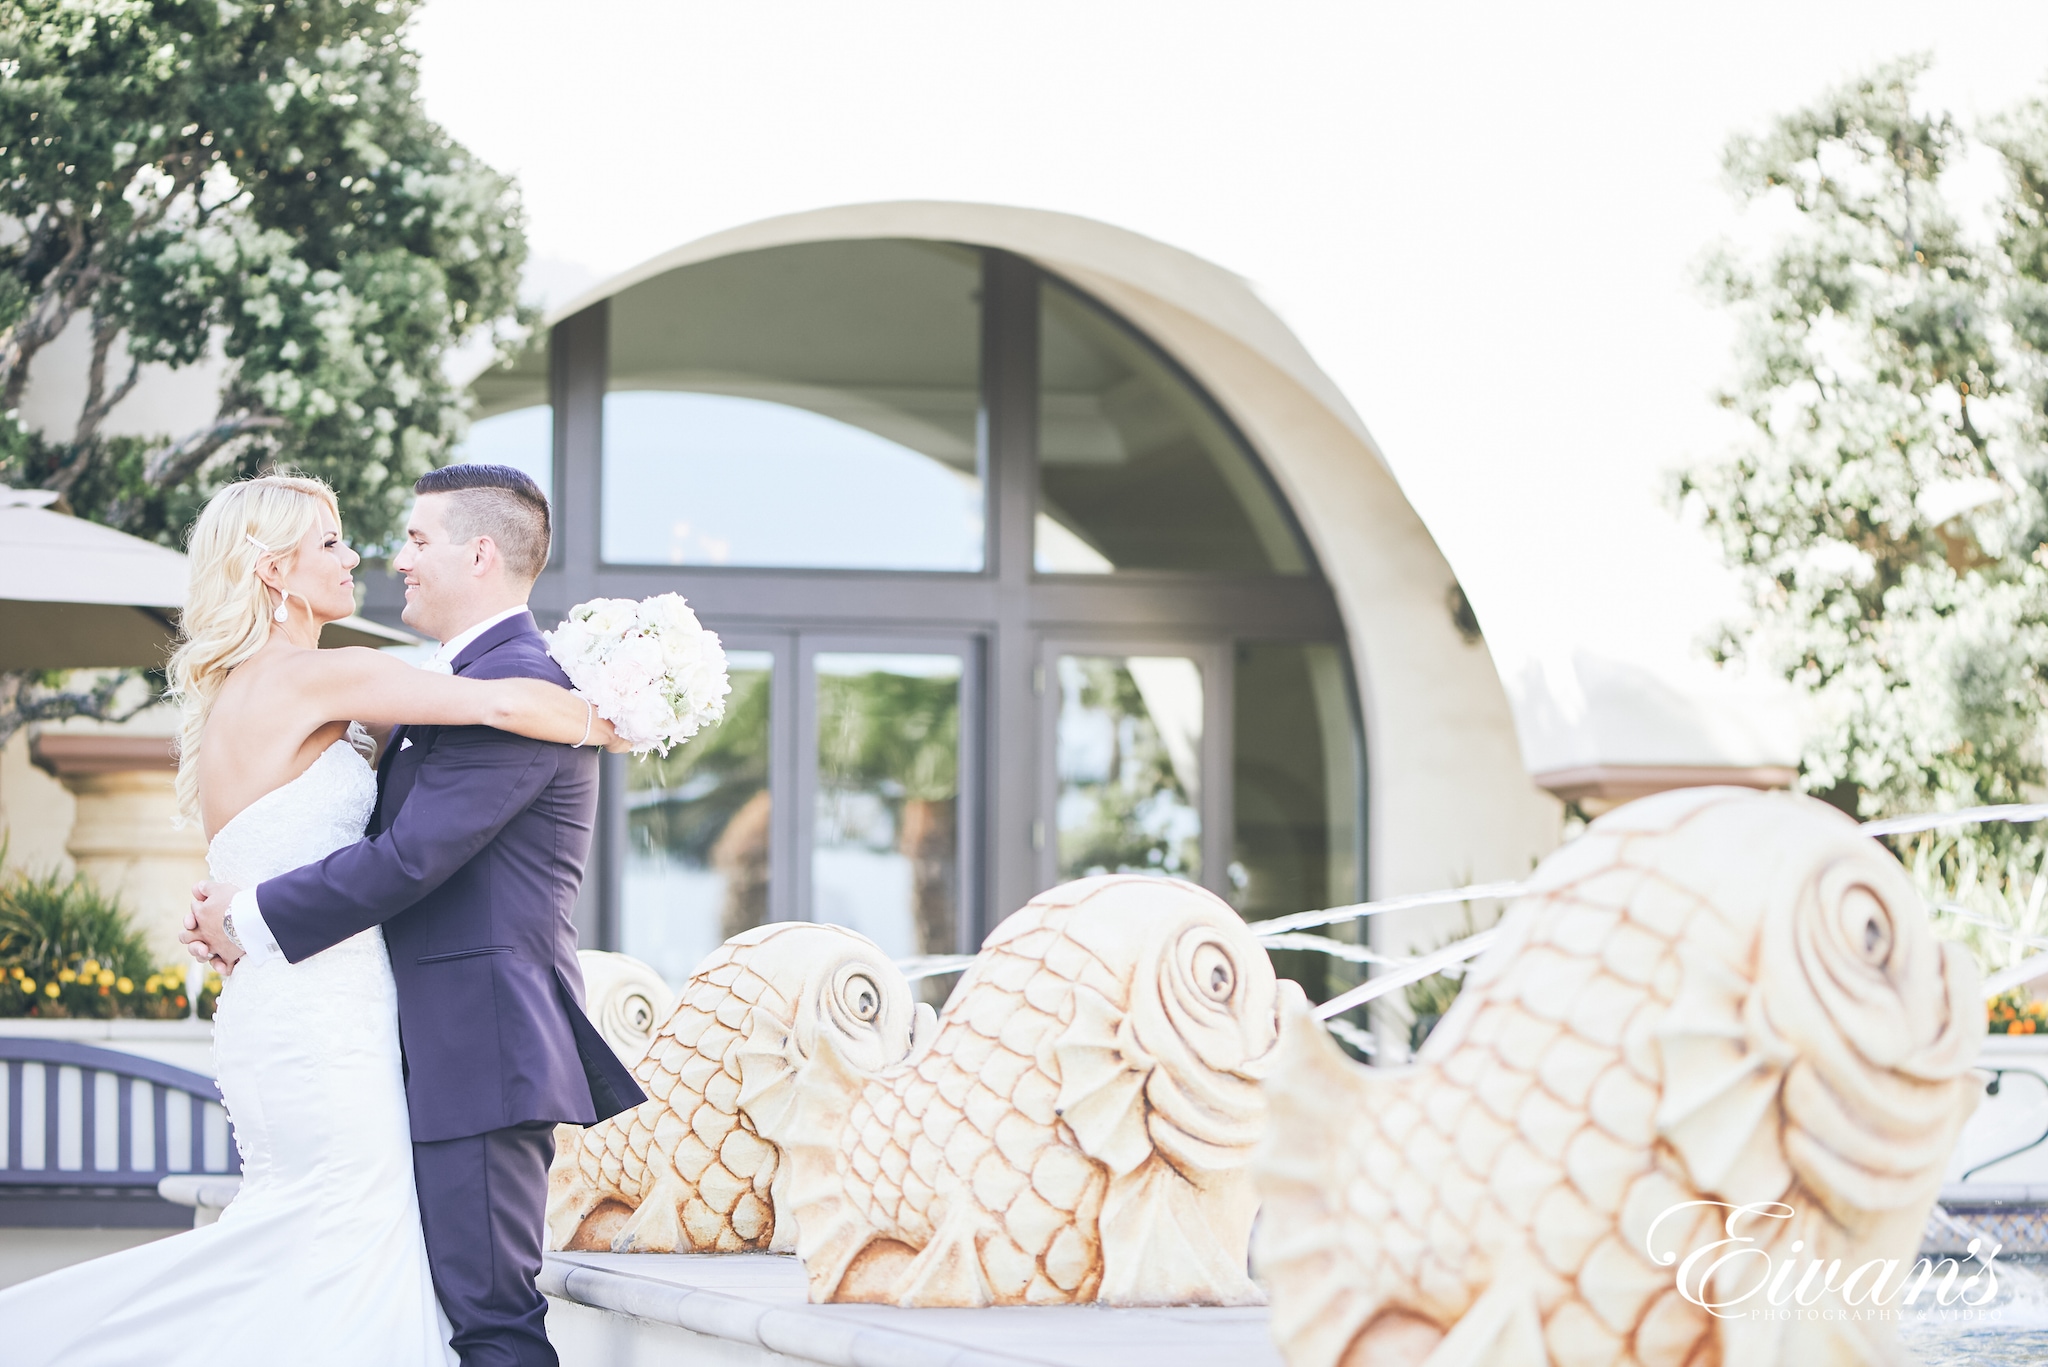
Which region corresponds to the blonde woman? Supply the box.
[0,471,629,1366]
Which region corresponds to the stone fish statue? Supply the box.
[1253,788,1984,1367]
[768,874,1296,1308]
[546,922,929,1254]
[574,949,676,1064]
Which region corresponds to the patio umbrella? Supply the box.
[0,487,416,670]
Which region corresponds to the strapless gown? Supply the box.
[0,740,456,1365]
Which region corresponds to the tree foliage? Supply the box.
[1680,58,2048,829]
[0,0,528,548]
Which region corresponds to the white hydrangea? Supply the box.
[544,594,730,756]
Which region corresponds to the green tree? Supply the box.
[1679,58,2048,833]
[0,0,528,546]
[0,0,528,743]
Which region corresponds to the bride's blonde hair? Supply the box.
[168,474,342,823]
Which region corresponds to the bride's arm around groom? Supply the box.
[188,463,646,1367]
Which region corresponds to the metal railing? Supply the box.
[0,1038,239,1194]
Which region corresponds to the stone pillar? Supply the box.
[30,733,207,965]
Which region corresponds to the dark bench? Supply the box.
[1,1037,240,1228]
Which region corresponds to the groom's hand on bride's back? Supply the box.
[182,880,245,974]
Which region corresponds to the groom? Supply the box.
[183,463,644,1367]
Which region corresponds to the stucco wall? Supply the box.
[0,731,75,878]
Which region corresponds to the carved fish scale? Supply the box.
[548,922,921,1256]
[775,875,1286,1309]
[830,914,1114,1302]
[1253,788,1985,1367]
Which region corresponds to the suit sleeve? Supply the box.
[254,726,558,964]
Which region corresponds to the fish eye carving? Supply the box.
[845,974,881,1022]
[623,993,655,1033]
[1846,888,1893,966]
[1192,941,1236,1002]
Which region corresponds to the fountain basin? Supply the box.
[540,1252,1281,1367]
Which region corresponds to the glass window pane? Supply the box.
[814,653,962,958]
[622,650,773,984]
[453,333,551,495]
[1234,643,1363,1000]
[604,241,983,570]
[1037,279,1307,575]
[1055,655,1203,881]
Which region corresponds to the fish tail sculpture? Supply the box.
[766,874,1297,1308]
[546,922,930,1254]
[1253,787,1985,1367]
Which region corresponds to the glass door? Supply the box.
[618,635,793,985]
[1038,638,1232,900]
[798,636,982,959]
[617,631,982,987]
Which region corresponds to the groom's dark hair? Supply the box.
[415,463,551,582]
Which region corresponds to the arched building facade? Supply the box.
[374,203,1558,996]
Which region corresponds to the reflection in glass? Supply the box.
[622,651,772,985]
[1055,655,1202,881]
[602,392,981,569]
[451,406,552,494]
[1234,643,1363,1002]
[453,332,551,495]
[813,654,962,960]
[1037,279,1307,575]
[603,240,984,570]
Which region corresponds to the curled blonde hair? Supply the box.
[168,474,341,824]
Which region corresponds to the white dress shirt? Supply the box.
[224,604,532,968]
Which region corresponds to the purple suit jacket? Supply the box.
[255,611,644,1143]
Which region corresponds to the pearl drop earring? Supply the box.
[274,592,290,625]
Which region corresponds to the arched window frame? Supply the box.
[370,247,1365,952]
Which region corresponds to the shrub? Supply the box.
[1989,988,2048,1036]
[0,866,219,1019]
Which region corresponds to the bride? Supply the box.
[0,473,624,1364]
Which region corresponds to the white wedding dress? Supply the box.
[0,739,456,1366]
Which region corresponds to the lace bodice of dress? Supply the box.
[206,738,376,888]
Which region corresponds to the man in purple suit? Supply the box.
[185,464,644,1367]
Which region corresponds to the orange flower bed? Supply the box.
[1989,988,2048,1035]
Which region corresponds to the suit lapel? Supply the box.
[369,612,540,832]
[452,610,538,675]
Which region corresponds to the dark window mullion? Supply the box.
[984,252,1042,930]
[765,632,801,925]
[791,638,821,923]
[1202,639,1235,904]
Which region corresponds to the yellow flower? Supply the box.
[116,977,133,994]
[18,978,32,994]
[80,960,99,977]
[57,968,76,984]
[96,971,114,988]
[44,982,58,997]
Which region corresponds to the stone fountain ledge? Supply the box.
[539,1252,1284,1367]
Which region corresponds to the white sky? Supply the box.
[411,0,2048,771]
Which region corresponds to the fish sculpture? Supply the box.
[574,949,676,1064]
[768,874,1294,1308]
[546,922,929,1254]
[1253,787,1984,1367]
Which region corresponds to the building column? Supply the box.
[30,733,206,965]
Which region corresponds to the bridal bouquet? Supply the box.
[545,594,731,756]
